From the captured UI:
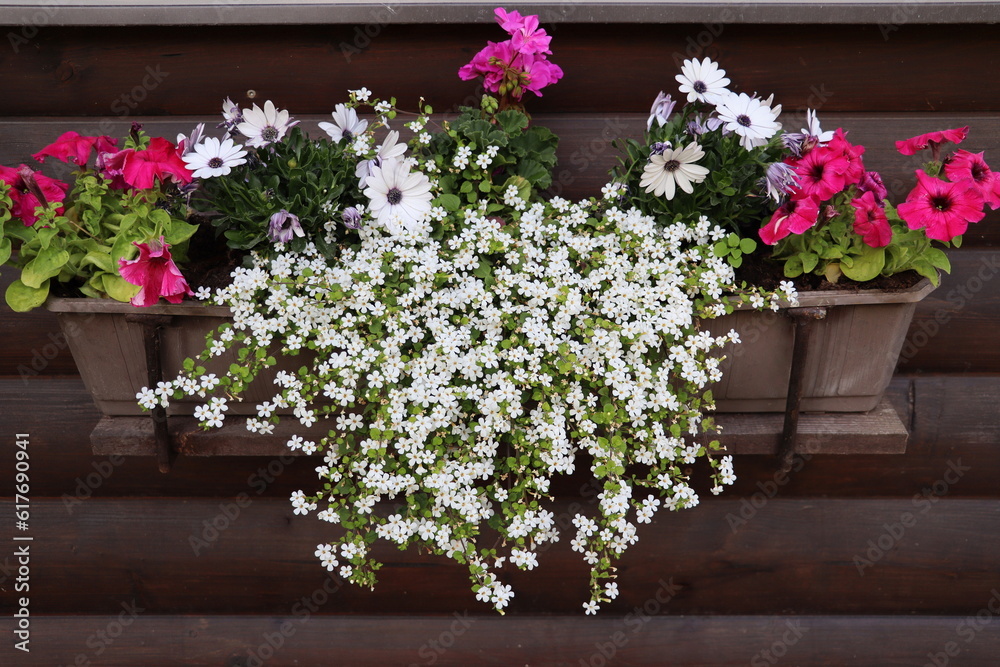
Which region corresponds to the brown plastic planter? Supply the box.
[703,277,936,413]
[46,298,295,416]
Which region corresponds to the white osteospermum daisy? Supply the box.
[715,92,782,150]
[640,143,710,200]
[236,100,297,148]
[356,130,408,187]
[363,158,433,235]
[319,103,369,143]
[675,57,731,104]
[182,136,248,179]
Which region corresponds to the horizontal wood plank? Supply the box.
[1,497,997,615]
[2,24,1000,117]
[2,614,1000,666]
[2,374,1000,498]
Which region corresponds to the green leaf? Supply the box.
[739,238,757,254]
[102,273,140,302]
[801,252,819,274]
[22,246,69,288]
[0,237,10,266]
[841,245,885,282]
[433,194,462,212]
[81,250,115,273]
[5,278,49,312]
[164,219,199,245]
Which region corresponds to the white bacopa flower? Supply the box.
[675,57,731,104]
[363,158,433,235]
[236,100,297,148]
[320,103,369,143]
[182,136,248,179]
[714,92,782,150]
[640,143,710,200]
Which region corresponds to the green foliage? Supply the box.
[1,173,192,311]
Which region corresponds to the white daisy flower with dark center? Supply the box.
[715,92,782,150]
[640,143,710,200]
[675,57,731,104]
[363,158,433,235]
[236,100,297,148]
[319,103,369,143]
[182,136,248,179]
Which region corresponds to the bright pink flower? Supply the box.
[851,191,892,247]
[895,126,969,156]
[121,137,194,189]
[897,170,985,242]
[759,195,821,245]
[97,148,132,190]
[458,40,516,94]
[32,131,117,167]
[117,236,194,307]
[0,164,69,226]
[494,8,551,54]
[826,129,865,186]
[944,149,1000,210]
[520,53,564,97]
[793,147,849,201]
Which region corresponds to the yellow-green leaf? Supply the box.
[5,278,49,312]
[102,273,139,302]
[21,246,69,288]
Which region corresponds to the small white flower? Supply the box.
[583,600,600,615]
[351,87,372,102]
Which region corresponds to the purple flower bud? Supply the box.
[268,209,304,243]
[650,142,672,156]
[342,206,363,230]
[857,170,888,201]
[647,92,676,131]
[764,162,799,202]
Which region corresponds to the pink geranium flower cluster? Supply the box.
[760,128,891,247]
[895,127,999,241]
[458,8,563,104]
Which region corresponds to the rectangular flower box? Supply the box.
[703,277,936,413]
[46,297,286,416]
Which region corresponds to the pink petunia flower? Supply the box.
[759,195,821,245]
[857,170,888,202]
[0,164,69,226]
[825,129,866,187]
[896,126,969,156]
[117,236,194,307]
[897,170,985,242]
[32,131,118,167]
[793,147,849,201]
[121,137,194,190]
[851,191,892,247]
[944,150,1000,210]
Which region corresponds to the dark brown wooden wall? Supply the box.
[2,16,1000,666]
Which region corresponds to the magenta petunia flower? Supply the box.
[851,191,892,247]
[896,126,969,156]
[121,137,194,190]
[944,149,1000,210]
[897,170,985,242]
[117,236,194,307]
[32,131,118,167]
[826,129,865,187]
[0,164,69,226]
[857,170,888,202]
[793,147,849,201]
[759,195,821,245]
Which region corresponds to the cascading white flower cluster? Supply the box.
[154,191,788,614]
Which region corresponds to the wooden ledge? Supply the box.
[91,397,907,458]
